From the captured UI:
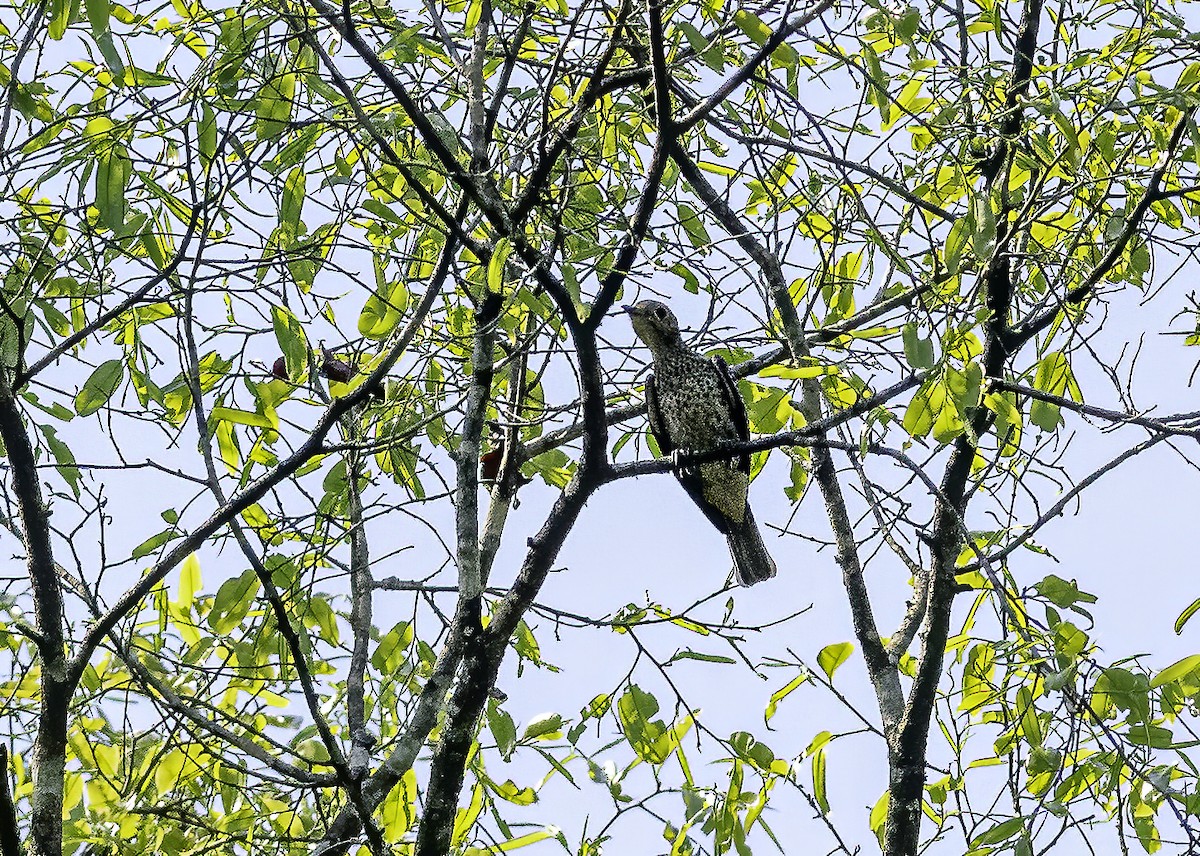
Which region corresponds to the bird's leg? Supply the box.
[670,448,695,472]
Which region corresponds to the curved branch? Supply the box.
[72,258,447,683]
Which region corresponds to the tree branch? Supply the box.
[0,744,20,856]
[669,137,906,736]
[674,0,834,134]
[73,250,448,683]
[17,202,204,388]
[1011,107,1196,348]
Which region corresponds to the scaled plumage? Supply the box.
[625,300,777,585]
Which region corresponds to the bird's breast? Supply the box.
[655,357,737,449]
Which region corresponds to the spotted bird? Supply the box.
[624,300,777,585]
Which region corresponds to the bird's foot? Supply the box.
[670,448,694,471]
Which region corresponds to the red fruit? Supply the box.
[272,356,288,380]
[321,355,354,383]
[480,447,503,482]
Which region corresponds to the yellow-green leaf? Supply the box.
[817,642,853,681]
[75,359,124,416]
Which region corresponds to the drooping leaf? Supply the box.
[208,569,260,634]
[817,642,853,681]
[75,360,124,416]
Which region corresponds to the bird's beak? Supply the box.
[621,304,638,315]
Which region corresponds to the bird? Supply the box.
[624,300,777,586]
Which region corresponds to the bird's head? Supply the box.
[623,300,681,353]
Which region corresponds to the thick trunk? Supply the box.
[412,607,498,856]
[882,746,926,856]
[28,677,70,856]
[0,383,70,856]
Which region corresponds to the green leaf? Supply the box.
[616,685,670,764]
[1125,724,1173,748]
[215,420,239,472]
[521,712,563,741]
[255,72,296,139]
[154,749,185,795]
[40,424,81,497]
[969,192,997,259]
[371,621,414,672]
[358,280,409,340]
[817,642,853,681]
[1176,597,1200,635]
[75,359,124,416]
[730,731,775,771]
[280,167,306,231]
[902,323,934,369]
[208,569,260,634]
[903,379,936,438]
[271,304,308,379]
[488,238,511,293]
[1030,352,1078,432]
[131,527,179,559]
[523,448,573,488]
[677,203,711,249]
[487,700,517,758]
[666,650,736,666]
[670,262,700,294]
[176,554,201,608]
[451,782,484,845]
[1035,574,1097,609]
[984,391,1022,456]
[960,643,995,712]
[764,672,807,725]
[733,10,771,45]
[869,790,889,847]
[972,816,1024,847]
[490,827,559,851]
[932,387,964,443]
[943,214,971,274]
[492,779,537,805]
[1151,654,1200,688]
[95,143,132,231]
[758,363,838,379]
[85,0,124,74]
[198,103,217,164]
[308,596,339,644]
[380,768,417,840]
[1016,686,1042,746]
[1092,667,1150,722]
[49,0,75,39]
[811,741,829,813]
[210,406,274,429]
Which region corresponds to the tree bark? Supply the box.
[0,382,67,856]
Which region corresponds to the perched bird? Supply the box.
[624,300,777,585]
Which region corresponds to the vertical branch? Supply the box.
[179,274,388,853]
[885,4,1043,851]
[465,0,492,170]
[668,146,905,734]
[455,291,503,601]
[414,470,599,856]
[412,291,503,856]
[0,745,19,856]
[0,381,68,856]
[411,626,496,856]
[478,314,532,586]
[311,217,469,855]
[581,0,674,327]
[346,429,373,763]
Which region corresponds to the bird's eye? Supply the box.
[654,306,666,319]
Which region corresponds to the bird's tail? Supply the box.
[726,505,777,586]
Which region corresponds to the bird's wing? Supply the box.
[645,373,674,456]
[712,356,751,475]
[650,372,731,534]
